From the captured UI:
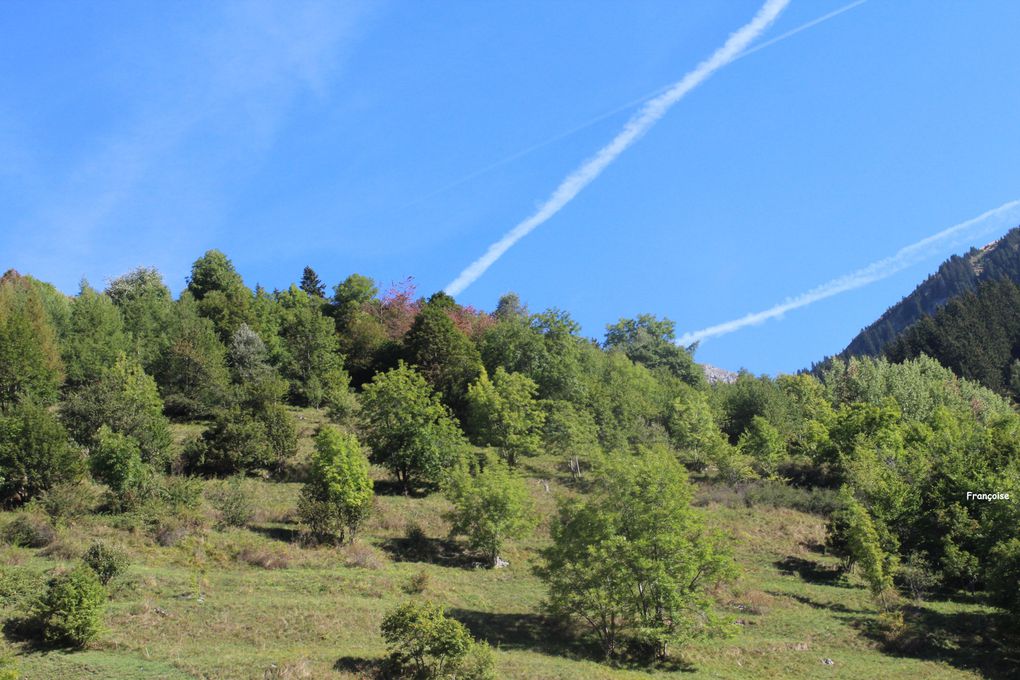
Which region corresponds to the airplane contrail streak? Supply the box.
[676,200,1020,346]
[444,0,791,296]
[407,0,868,213]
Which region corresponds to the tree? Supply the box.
[360,362,467,492]
[539,446,735,659]
[182,408,275,476]
[444,457,535,565]
[827,488,896,599]
[299,266,326,298]
[106,267,176,371]
[0,402,82,506]
[380,600,494,679]
[330,273,377,328]
[542,399,600,471]
[0,271,64,410]
[151,298,230,418]
[604,314,704,388]
[493,292,527,321]
[277,286,348,407]
[62,282,129,387]
[465,368,545,467]
[185,250,253,341]
[227,323,289,410]
[667,384,729,472]
[737,415,786,478]
[62,354,172,469]
[404,295,484,414]
[298,427,373,544]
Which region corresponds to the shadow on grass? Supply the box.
[448,609,584,656]
[250,524,303,544]
[447,608,694,672]
[2,615,67,653]
[370,478,431,498]
[379,535,477,568]
[798,540,827,555]
[853,604,1020,680]
[774,556,846,586]
[333,655,387,677]
[773,591,871,615]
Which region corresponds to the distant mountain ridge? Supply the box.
[840,225,1020,358]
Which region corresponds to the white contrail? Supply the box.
[404,0,867,213]
[444,0,791,296]
[676,200,1020,346]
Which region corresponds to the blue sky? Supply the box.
[3,0,1020,375]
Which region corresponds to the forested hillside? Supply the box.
[1,251,1019,679]
[886,278,1020,401]
[841,226,1020,358]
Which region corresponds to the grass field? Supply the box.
[1,408,1015,679]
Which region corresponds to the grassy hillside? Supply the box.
[1,409,1011,680]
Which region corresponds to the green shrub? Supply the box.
[258,402,298,469]
[403,570,431,595]
[159,474,204,510]
[743,480,839,515]
[0,401,83,506]
[60,354,172,469]
[38,480,99,523]
[987,538,1020,619]
[183,408,274,475]
[452,641,497,680]
[82,541,129,585]
[2,512,56,548]
[209,475,255,528]
[37,564,106,647]
[90,426,147,496]
[380,600,475,679]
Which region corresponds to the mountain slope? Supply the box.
[841,225,1020,358]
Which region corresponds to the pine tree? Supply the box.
[300,266,326,298]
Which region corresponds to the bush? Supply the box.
[236,546,290,570]
[90,426,147,497]
[341,541,386,570]
[38,480,99,523]
[82,541,129,585]
[403,570,431,595]
[898,551,942,601]
[61,354,172,469]
[742,480,839,515]
[183,408,274,476]
[159,474,204,511]
[37,564,106,647]
[209,475,255,528]
[2,513,56,548]
[0,402,83,506]
[987,538,1020,619]
[259,403,298,470]
[380,600,474,678]
[451,641,497,680]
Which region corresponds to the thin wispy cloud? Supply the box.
[7,0,372,289]
[676,199,1020,346]
[444,0,792,297]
